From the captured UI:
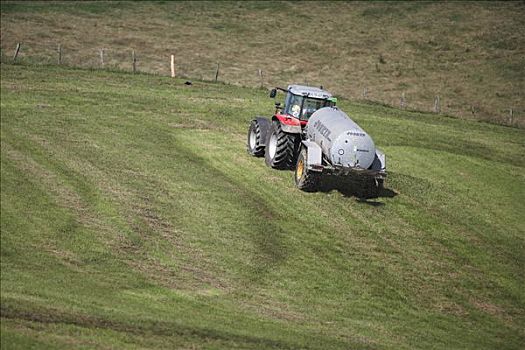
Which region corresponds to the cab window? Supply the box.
[284,94,335,120]
[284,94,303,118]
[301,98,335,120]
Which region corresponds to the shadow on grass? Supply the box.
[317,175,397,203]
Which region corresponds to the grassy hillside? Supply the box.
[1,63,524,349]
[1,1,524,127]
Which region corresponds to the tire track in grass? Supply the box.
[0,304,332,350]
[0,137,338,347]
[167,136,289,282]
[16,131,233,293]
[13,121,290,292]
[3,125,228,293]
[1,142,111,266]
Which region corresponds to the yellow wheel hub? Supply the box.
[296,158,304,180]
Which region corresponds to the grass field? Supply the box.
[1,1,524,126]
[1,62,524,349]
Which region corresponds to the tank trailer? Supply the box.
[247,85,386,193]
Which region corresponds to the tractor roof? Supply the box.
[287,85,332,99]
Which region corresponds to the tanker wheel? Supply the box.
[247,120,265,157]
[295,147,320,192]
[265,120,297,169]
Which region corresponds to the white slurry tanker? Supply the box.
[247,85,386,194]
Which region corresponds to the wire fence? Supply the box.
[1,41,522,128]
[0,41,220,80]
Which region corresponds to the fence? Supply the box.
[1,42,521,128]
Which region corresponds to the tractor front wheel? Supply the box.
[295,147,320,192]
[247,120,265,157]
[265,121,297,169]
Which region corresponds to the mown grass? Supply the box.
[1,63,524,349]
[1,1,524,126]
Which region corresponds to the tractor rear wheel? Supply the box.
[247,120,265,157]
[265,120,297,169]
[295,147,320,192]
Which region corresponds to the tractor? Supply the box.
[247,85,386,194]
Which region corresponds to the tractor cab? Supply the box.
[270,85,336,122]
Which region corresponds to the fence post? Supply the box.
[132,50,136,73]
[434,95,441,113]
[13,43,21,63]
[509,108,514,125]
[57,44,62,65]
[170,54,175,78]
[100,49,105,66]
[363,87,368,99]
[215,62,220,82]
[258,68,263,87]
[400,92,406,109]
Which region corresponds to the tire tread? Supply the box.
[265,121,297,169]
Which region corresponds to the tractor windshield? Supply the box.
[285,94,335,120]
[302,98,334,120]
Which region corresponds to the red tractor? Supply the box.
[247,85,336,170]
[247,85,387,194]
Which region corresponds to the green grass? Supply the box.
[1,1,524,126]
[1,63,524,349]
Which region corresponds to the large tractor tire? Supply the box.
[265,120,298,169]
[294,147,320,192]
[247,119,265,157]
